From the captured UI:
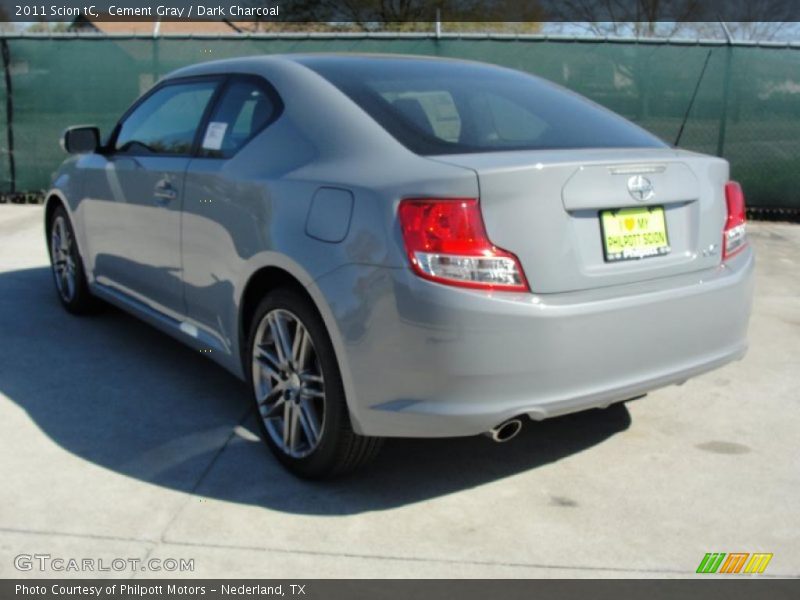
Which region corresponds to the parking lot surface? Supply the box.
[1,206,798,578]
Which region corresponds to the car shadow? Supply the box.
[1,266,632,515]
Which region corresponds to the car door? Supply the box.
[80,77,222,319]
[180,76,283,351]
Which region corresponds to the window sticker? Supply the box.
[202,121,228,150]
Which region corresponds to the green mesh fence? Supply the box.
[1,35,799,209]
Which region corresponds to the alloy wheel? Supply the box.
[51,215,77,303]
[251,309,326,458]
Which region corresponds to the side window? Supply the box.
[115,81,218,155]
[199,79,279,158]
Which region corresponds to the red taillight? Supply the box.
[398,198,528,291]
[723,181,747,260]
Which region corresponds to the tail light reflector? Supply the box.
[398,198,528,291]
[723,181,747,260]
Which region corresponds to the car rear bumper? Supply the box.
[311,248,755,438]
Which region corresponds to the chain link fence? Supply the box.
[0,34,798,213]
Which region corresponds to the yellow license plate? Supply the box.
[600,206,670,262]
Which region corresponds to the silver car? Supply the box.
[46,54,754,478]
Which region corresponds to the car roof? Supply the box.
[286,52,471,65]
[163,52,488,81]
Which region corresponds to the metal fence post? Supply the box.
[1,39,16,194]
[716,22,734,158]
[153,35,160,83]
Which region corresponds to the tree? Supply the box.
[286,0,544,32]
[688,21,798,42]
[546,0,704,38]
[544,0,797,41]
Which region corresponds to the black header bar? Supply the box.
[1,0,800,23]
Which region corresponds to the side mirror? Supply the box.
[61,126,100,154]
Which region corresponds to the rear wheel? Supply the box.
[48,205,98,314]
[248,288,382,478]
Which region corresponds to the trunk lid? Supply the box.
[432,148,729,294]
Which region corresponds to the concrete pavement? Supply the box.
[1,205,798,578]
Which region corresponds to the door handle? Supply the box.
[153,181,178,204]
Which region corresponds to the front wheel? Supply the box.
[248,288,382,478]
[48,205,98,314]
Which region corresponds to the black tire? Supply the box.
[47,205,100,315]
[247,288,383,479]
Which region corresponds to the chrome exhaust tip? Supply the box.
[485,418,523,443]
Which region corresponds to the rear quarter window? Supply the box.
[199,78,281,158]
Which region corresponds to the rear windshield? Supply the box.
[299,56,666,155]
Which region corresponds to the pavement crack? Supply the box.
[154,405,254,545]
[2,526,796,578]
[0,526,156,545]
[147,540,768,577]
